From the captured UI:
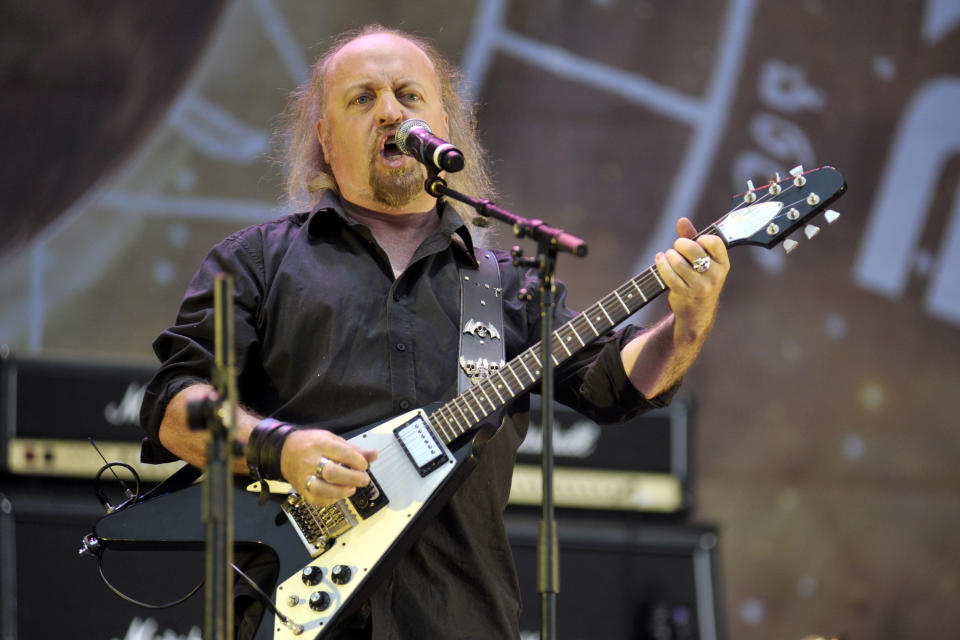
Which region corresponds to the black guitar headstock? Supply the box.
[710,165,847,253]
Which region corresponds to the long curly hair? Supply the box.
[278,24,495,240]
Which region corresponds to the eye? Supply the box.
[400,92,421,103]
[353,94,372,106]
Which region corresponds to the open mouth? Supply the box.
[382,136,403,159]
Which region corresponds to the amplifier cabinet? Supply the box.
[0,477,204,640]
[0,354,180,480]
[506,512,724,640]
[511,396,694,513]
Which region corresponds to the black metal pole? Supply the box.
[204,274,236,640]
[536,247,559,640]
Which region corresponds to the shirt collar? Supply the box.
[307,190,479,268]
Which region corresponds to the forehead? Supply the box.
[324,33,440,94]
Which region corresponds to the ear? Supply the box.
[316,119,328,157]
[442,111,450,138]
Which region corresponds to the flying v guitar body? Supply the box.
[94,405,489,639]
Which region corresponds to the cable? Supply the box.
[96,547,203,609]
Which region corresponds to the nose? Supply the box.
[377,93,404,127]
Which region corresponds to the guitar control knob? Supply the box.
[331,565,352,585]
[309,591,332,612]
[301,566,323,586]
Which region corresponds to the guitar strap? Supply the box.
[457,249,505,394]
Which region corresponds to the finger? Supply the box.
[304,474,356,505]
[672,237,709,264]
[655,251,692,290]
[676,217,697,239]
[697,233,729,265]
[318,458,373,488]
[322,435,377,472]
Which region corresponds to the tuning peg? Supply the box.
[744,179,757,203]
[824,209,840,224]
[804,224,820,239]
[768,172,782,196]
[783,238,799,254]
[790,165,806,187]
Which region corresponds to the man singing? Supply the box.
[140,24,729,639]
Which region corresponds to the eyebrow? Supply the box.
[341,78,428,97]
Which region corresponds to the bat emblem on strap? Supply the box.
[462,319,501,341]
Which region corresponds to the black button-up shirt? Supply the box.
[140,191,674,639]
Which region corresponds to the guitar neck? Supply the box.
[428,163,847,446]
[431,260,672,445]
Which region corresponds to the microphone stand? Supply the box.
[424,170,587,640]
[187,273,238,640]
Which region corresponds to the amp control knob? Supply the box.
[331,565,352,585]
[309,591,331,611]
[301,566,323,586]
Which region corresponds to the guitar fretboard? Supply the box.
[428,257,689,444]
[428,222,724,445]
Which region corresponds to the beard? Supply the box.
[369,156,424,209]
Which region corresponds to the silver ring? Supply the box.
[305,475,316,492]
[315,456,332,480]
[693,256,711,273]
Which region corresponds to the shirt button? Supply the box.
[395,343,406,351]
[399,399,411,410]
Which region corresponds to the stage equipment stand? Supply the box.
[424,170,587,640]
[187,273,238,640]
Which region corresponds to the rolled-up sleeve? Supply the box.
[139,229,266,462]
[505,259,679,424]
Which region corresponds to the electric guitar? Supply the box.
[92,165,846,639]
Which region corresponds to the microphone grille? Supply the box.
[395,119,431,155]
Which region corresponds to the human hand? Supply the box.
[653,217,730,342]
[280,428,379,507]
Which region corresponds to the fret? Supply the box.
[444,407,464,436]
[432,413,453,440]
[475,384,495,412]
[494,371,515,398]
[453,401,470,425]
[630,279,648,302]
[461,395,480,422]
[528,352,543,376]
[583,313,599,336]
[519,356,535,382]
[570,322,586,346]
[507,366,524,388]
[613,290,630,314]
[557,333,573,356]
[550,352,559,366]
[489,379,506,403]
[650,267,666,290]
[598,302,614,326]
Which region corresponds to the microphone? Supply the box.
[395,119,464,173]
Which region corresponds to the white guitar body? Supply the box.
[267,407,476,638]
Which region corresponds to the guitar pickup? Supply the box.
[394,414,450,477]
[348,470,388,520]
